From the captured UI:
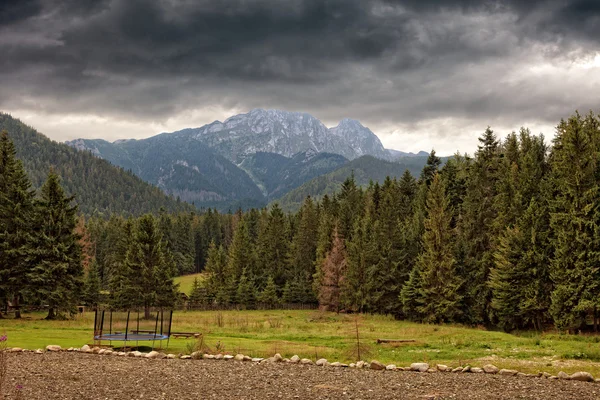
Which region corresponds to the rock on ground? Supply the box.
[411,363,430,372]
[5,352,600,400]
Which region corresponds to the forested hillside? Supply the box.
[276,154,443,211]
[0,113,193,216]
[239,151,348,200]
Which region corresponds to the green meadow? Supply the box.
[174,273,207,295]
[2,309,600,376]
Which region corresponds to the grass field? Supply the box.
[2,310,600,376]
[174,273,207,295]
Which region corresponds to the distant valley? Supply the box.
[66,109,433,211]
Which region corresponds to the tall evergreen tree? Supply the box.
[116,214,178,317]
[549,113,600,331]
[83,260,101,309]
[458,127,501,325]
[405,173,462,323]
[29,171,83,319]
[0,131,36,318]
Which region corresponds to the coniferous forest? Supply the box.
[2,112,600,334]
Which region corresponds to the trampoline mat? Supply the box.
[94,333,169,341]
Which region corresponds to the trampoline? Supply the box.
[94,309,173,348]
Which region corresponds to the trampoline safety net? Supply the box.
[94,309,173,342]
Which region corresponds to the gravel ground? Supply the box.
[4,352,600,400]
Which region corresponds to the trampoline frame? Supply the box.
[93,309,173,349]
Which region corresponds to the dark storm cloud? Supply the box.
[0,0,599,147]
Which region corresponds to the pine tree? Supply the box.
[549,113,600,331]
[457,126,501,325]
[227,218,256,287]
[29,171,83,319]
[83,260,101,309]
[204,242,229,300]
[117,214,178,317]
[0,131,36,318]
[413,173,462,323]
[188,277,203,306]
[288,196,318,286]
[343,215,376,312]
[368,186,406,316]
[257,276,280,307]
[236,268,256,309]
[256,204,289,287]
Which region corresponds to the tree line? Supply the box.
[3,111,600,333]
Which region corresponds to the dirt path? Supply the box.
[4,352,600,399]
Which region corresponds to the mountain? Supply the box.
[387,149,429,160]
[68,133,265,210]
[116,109,391,163]
[238,150,348,201]
[66,109,400,210]
[0,113,194,216]
[275,155,436,212]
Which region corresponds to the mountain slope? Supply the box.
[69,134,265,209]
[0,113,193,216]
[239,150,348,200]
[275,155,435,212]
[91,108,391,164]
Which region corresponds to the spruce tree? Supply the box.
[29,171,83,319]
[0,131,36,318]
[288,196,318,286]
[118,214,178,317]
[256,204,289,287]
[83,261,101,309]
[457,127,501,325]
[413,173,462,323]
[257,276,280,307]
[236,268,256,308]
[549,113,600,331]
[343,215,376,312]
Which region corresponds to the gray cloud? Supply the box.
[1,0,599,153]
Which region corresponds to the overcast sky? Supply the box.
[1,0,599,155]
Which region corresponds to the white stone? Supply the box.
[316,358,328,366]
[386,364,397,371]
[290,355,300,363]
[300,358,313,365]
[436,364,448,372]
[273,353,283,362]
[356,361,366,369]
[251,357,264,362]
[166,354,177,359]
[234,354,245,361]
[410,363,430,372]
[471,367,483,373]
[180,355,192,359]
[46,345,62,352]
[223,355,234,360]
[81,345,91,353]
